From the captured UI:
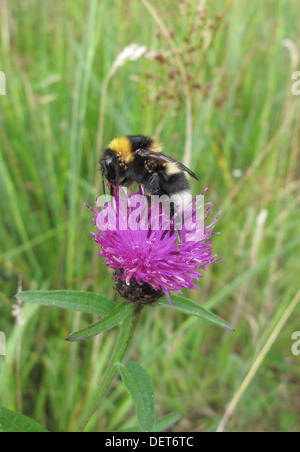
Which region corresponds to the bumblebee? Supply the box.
[100,135,199,210]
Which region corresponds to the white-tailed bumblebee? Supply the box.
[100,135,199,209]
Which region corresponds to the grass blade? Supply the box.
[0,407,48,433]
[160,295,234,331]
[17,290,117,316]
[119,412,181,432]
[66,302,134,342]
[118,361,156,432]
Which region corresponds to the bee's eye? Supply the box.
[103,158,118,186]
[105,157,113,165]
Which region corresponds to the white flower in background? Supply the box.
[232,169,242,178]
[12,279,25,327]
[112,44,148,71]
[12,299,25,327]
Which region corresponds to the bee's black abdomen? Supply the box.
[158,170,190,196]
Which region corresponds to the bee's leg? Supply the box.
[169,197,182,247]
[145,173,160,239]
[145,173,160,195]
[170,203,183,246]
[120,178,128,186]
[176,230,183,246]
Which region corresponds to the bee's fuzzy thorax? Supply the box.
[108,136,134,164]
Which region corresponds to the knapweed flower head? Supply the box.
[86,187,221,306]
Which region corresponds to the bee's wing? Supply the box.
[135,149,200,181]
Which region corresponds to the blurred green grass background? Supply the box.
[0,0,300,432]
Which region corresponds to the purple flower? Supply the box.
[86,187,221,306]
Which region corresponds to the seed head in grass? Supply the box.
[86,187,221,307]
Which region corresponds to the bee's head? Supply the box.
[100,148,120,193]
[101,136,134,192]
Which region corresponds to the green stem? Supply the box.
[75,304,143,432]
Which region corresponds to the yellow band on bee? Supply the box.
[148,138,163,153]
[109,136,134,163]
[165,162,181,175]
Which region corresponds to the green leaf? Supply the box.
[150,412,181,432]
[17,290,116,316]
[0,407,48,433]
[118,361,156,432]
[160,295,235,331]
[119,412,181,432]
[66,302,134,342]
